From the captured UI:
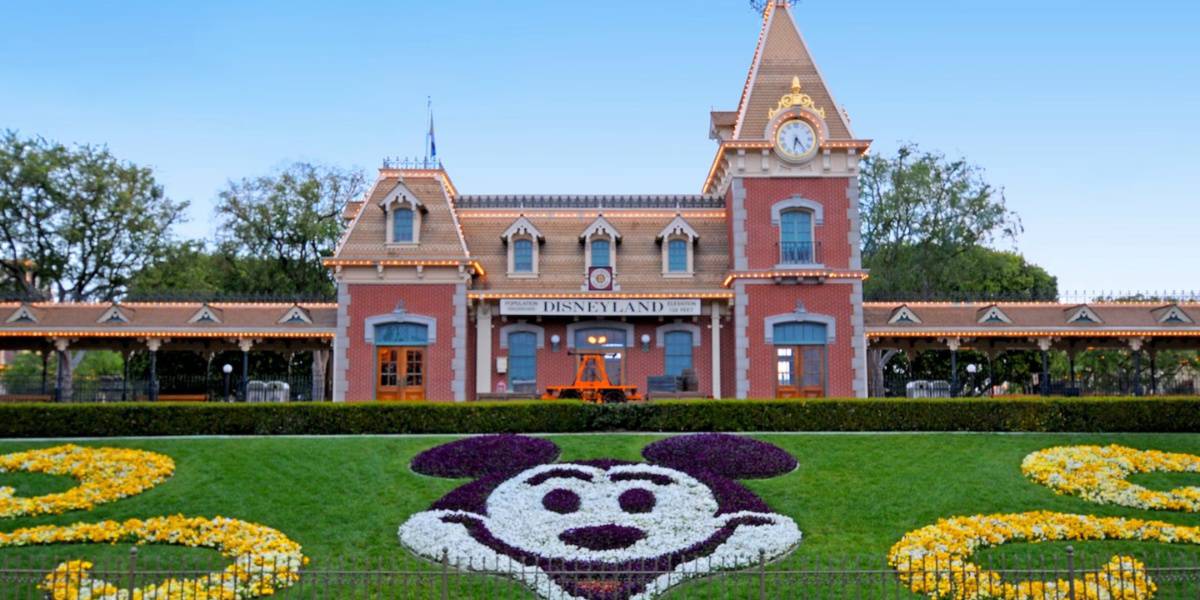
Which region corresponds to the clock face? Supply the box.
[775,119,817,161]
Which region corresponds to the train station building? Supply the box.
[0,1,1195,403]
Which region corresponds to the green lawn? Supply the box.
[2,433,1200,597]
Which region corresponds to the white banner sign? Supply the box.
[499,298,701,317]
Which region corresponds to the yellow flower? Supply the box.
[1023,445,1200,512]
[0,445,175,519]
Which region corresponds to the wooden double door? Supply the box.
[775,346,825,398]
[376,347,424,401]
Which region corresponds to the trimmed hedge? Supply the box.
[0,397,1198,437]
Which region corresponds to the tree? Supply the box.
[859,144,1048,299]
[214,162,365,296]
[0,131,186,301]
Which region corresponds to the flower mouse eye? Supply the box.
[542,488,581,514]
[618,488,656,514]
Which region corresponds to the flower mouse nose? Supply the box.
[558,525,646,551]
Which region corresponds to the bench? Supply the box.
[157,394,208,402]
[0,394,53,403]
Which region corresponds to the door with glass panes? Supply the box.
[773,321,827,398]
[376,347,424,401]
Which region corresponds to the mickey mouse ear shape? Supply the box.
[412,434,560,478]
[642,433,797,479]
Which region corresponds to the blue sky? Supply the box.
[3,1,1197,293]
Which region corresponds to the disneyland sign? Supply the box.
[499,298,701,317]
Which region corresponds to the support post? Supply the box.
[238,339,254,402]
[710,304,722,399]
[1036,338,1053,396]
[1128,337,1145,397]
[52,338,70,402]
[145,338,163,402]
[1149,347,1158,395]
[945,337,961,398]
[475,302,493,397]
[311,348,329,401]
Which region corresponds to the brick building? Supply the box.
[325,0,872,401]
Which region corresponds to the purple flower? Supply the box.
[412,434,559,478]
[618,488,656,513]
[642,434,797,479]
[542,488,581,514]
[559,524,647,551]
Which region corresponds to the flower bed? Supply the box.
[642,433,797,479]
[1,515,307,600]
[887,511,1200,599]
[0,444,174,518]
[411,434,560,478]
[1023,444,1200,512]
[399,434,802,600]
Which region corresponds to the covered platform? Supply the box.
[864,301,1200,397]
[0,301,335,402]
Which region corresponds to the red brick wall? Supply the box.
[344,283,460,402]
[741,178,853,270]
[742,283,857,398]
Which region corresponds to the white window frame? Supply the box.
[657,215,699,278]
[502,216,544,278]
[772,197,823,268]
[381,182,425,246]
[581,216,621,277]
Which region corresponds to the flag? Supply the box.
[426,97,437,161]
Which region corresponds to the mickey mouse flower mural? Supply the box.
[398,433,802,600]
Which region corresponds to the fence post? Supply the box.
[758,549,766,599]
[126,546,139,592]
[1065,545,1077,599]
[441,547,450,600]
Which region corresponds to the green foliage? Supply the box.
[213,162,365,296]
[0,130,187,300]
[127,241,230,295]
[859,144,1056,299]
[0,398,1197,438]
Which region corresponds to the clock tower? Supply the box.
[706,0,872,398]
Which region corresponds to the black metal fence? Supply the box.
[0,373,318,402]
[1,547,1199,599]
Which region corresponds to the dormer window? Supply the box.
[591,239,611,268]
[380,182,425,245]
[393,208,414,242]
[501,216,544,277]
[580,216,621,276]
[656,215,699,277]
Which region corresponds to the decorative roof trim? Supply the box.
[379,181,426,213]
[976,305,1013,324]
[888,305,922,325]
[188,303,224,325]
[1065,305,1103,324]
[1155,304,1195,324]
[501,216,544,243]
[655,215,700,242]
[579,215,622,242]
[455,194,724,210]
[97,304,133,324]
[278,304,313,325]
[6,304,40,324]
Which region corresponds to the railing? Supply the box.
[0,546,1198,598]
[122,290,335,303]
[0,374,319,402]
[879,365,1199,398]
[779,240,820,265]
[864,289,1200,303]
[382,156,443,170]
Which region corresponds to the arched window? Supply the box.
[508,331,537,393]
[393,208,415,243]
[667,239,688,273]
[373,322,429,346]
[591,239,611,268]
[664,330,693,377]
[573,326,625,385]
[513,238,534,273]
[779,210,814,264]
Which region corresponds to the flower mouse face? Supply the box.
[486,463,722,561]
